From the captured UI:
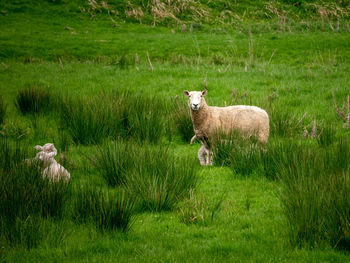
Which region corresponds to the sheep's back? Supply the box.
[208,105,269,135]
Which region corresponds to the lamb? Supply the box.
[35,150,71,182]
[31,143,70,182]
[184,90,270,165]
[190,135,211,166]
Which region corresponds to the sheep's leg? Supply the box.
[208,149,213,165]
[190,135,197,145]
[198,145,207,166]
[203,146,213,166]
[197,136,212,166]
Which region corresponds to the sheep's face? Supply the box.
[34,151,55,167]
[35,143,57,154]
[184,90,207,111]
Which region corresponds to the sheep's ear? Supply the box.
[202,90,207,96]
[184,90,190,96]
[35,145,43,151]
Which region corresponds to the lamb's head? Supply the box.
[184,90,207,111]
[34,151,56,167]
[35,143,57,155]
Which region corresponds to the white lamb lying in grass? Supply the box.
[32,143,70,182]
[184,90,270,165]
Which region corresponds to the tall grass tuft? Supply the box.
[15,86,51,115]
[59,97,111,145]
[278,140,350,250]
[0,140,70,249]
[0,95,6,126]
[59,92,166,145]
[268,107,307,137]
[72,185,135,232]
[94,141,135,187]
[94,139,197,211]
[126,93,166,144]
[173,98,193,142]
[124,144,198,211]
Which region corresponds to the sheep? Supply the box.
[184,90,270,165]
[28,143,70,182]
[35,150,71,182]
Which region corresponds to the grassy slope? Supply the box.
[1,1,350,262]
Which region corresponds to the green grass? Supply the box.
[0,139,71,249]
[1,0,350,261]
[15,85,52,115]
[124,144,198,212]
[0,95,6,126]
[72,185,135,231]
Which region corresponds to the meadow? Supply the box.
[1,0,350,262]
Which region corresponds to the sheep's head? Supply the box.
[35,143,57,154]
[184,90,207,111]
[34,151,56,167]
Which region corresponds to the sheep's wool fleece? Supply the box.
[191,101,269,143]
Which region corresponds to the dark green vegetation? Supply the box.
[1,0,350,262]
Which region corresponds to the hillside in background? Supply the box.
[3,0,350,29]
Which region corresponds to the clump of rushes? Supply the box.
[15,85,51,115]
[94,140,197,211]
[125,144,198,211]
[126,93,166,144]
[94,141,136,187]
[72,185,135,232]
[59,92,166,145]
[59,96,111,145]
[107,91,167,144]
[278,140,350,249]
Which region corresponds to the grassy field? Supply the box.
[1,0,350,262]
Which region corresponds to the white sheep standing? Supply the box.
[33,143,71,182]
[184,90,270,165]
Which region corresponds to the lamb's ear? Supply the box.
[35,145,43,151]
[202,90,207,96]
[184,90,190,96]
